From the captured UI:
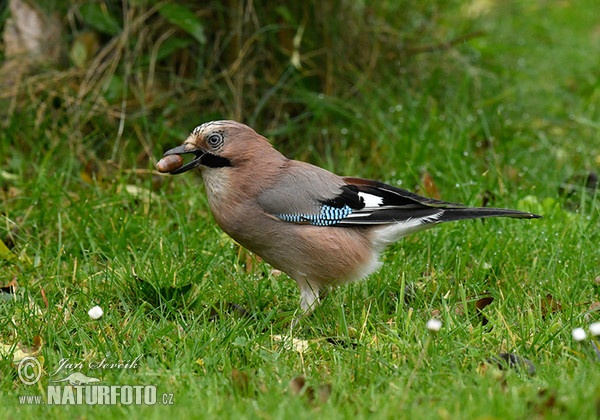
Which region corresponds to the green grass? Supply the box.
[1,1,600,418]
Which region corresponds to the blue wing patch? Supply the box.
[276,204,353,226]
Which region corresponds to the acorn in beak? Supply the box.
[156,145,205,174]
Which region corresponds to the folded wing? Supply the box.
[258,164,540,228]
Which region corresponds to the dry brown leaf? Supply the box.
[0,277,18,295]
[421,171,441,200]
[289,375,308,396]
[289,375,331,404]
[540,294,562,318]
[231,369,251,394]
[1,186,22,201]
[476,296,494,326]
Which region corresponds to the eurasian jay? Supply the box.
[157,120,540,314]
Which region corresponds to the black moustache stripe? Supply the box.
[200,153,232,168]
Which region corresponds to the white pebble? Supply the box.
[88,305,104,320]
[572,327,587,342]
[589,322,600,336]
[426,318,442,332]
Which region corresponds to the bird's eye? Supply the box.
[207,133,223,148]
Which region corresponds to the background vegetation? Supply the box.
[1,0,599,418]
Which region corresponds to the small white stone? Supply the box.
[88,305,104,320]
[589,322,600,336]
[426,318,442,332]
[572,327,587,342]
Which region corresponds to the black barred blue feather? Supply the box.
[276,204,354,226]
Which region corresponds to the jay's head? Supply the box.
[158,120,276,175]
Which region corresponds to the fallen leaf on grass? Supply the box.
[0,335,43,363]
[0,170,19,181]
[444,294,493,326]
[123,184,160,204]
[0,186,22,202]
[70,31,100,68]
[271,335,311,354]
[475,297,494,311]
[231,368,251,395]
[420,171,441,200]
[540,294,562,319]
[289,375,307,395]
[476,296,494,326]
[289,375,331,404]
[0,239,16,261]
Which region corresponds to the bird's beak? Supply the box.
[162,144,205,174]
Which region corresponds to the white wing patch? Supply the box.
[372,210,445,248]
[358,192,384,208]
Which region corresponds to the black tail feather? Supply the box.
[438,207,541,223]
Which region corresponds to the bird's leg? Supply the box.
[299,283,321,312]
[290,281,323,328]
